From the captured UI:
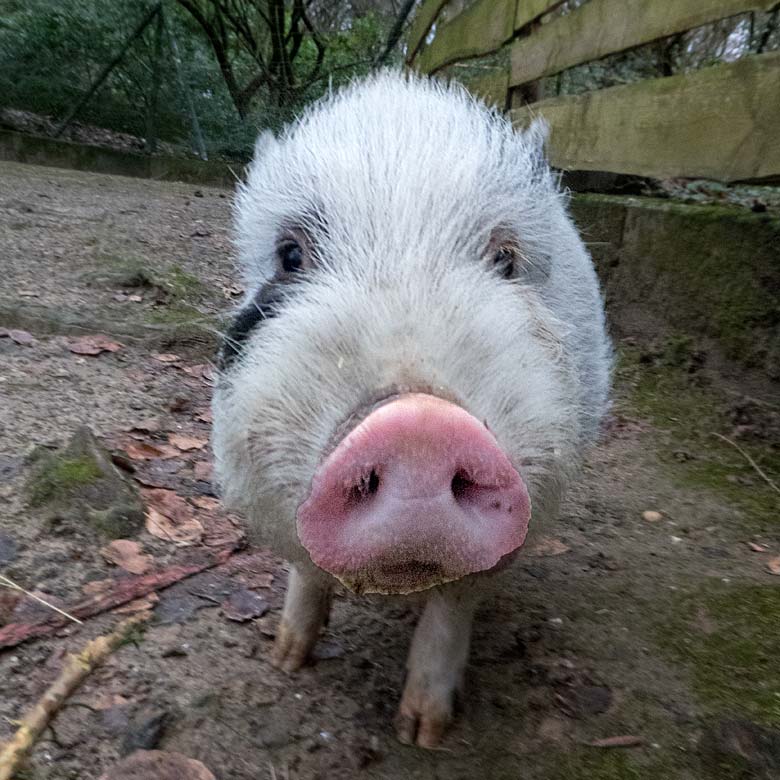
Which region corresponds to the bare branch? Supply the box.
[374,0,416,67]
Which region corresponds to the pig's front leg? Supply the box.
[395,588,478,748]
[271,564,332,672]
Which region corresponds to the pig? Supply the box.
[212,70,611,748]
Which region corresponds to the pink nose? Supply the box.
[297,393,531,594]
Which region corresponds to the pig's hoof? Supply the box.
[394,688,452,748]
[270,620,313,672]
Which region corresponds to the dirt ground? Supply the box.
[0,160,778,780]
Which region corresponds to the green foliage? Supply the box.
[1,1,172,134]
[0,0,395,159]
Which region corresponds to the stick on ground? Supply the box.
[713,432,780,497]
[0,543,238,649]
[0,613,149,780]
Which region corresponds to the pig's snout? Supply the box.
[297,393,531,594]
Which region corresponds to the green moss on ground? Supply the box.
[617,345,779,537]
[161,265,205,300]
[538,746,698,780]
[544,749,643,779]
[85,255,208,304]
[25,428,145,538]
[657,582,780,727]
[27,454,102,506]
[145,302,210,326]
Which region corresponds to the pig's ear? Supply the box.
[252,130,277,163]
[522,117,550,159]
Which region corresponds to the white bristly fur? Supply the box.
[212,70,612,744]
[213,71,611,568]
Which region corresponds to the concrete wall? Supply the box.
[0,130,241,188]
[571,194,780,384]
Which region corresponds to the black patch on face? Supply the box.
[218,281,291,370]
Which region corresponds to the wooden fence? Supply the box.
[406,0,780,183]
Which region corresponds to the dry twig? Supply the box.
[0,575,83,625]
[713,432,780,497]
[0,613,149,780]
[0,544,239,649]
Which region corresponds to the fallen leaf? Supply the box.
[9,329,35,346]
[129,418,162,434]
[143,487,198,519]
[747,542,768,553]
[146,508,203,546]
[68,334,123,355]
[193,461,213,482]
[201,517,244,548]
[221,587,269,622]
[190,495,219,511]
[143,488,203,545]
[642,510,663,522]
[169,433,208,452]
[122,440,180,461]
[100,540,153,575]
[587,735,644,748]
[181,364,215,384]
[529,537,570,557]
[17,290,39,298]
[767,556,780,576]
[98,749,216,780]
[152,352,181,363]
[113,592,159,614]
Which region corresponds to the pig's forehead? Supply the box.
[236,73,559,269]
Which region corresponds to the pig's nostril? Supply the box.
[451,470,475,500]
[348,469,381,504]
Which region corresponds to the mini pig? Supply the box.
[212,71,611,748]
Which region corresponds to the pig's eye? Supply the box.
[279,240,304,273]
[493,246,516,279]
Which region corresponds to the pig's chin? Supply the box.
[296,393,532,596]
[332,549,523,596]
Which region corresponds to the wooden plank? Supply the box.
[514,0,563,31]
[510,52,780,182]
[406,0,449,64]
[511,0,779,86]
[416,0,517,74]
[455,66,510,108]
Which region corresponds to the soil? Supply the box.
[0,160,778,780]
